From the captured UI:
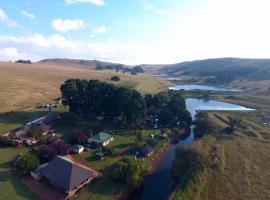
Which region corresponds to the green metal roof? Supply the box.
[72,144,84,150]
[88,132,112,144]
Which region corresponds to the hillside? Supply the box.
[160,58,270,81]
[38,58,130,69]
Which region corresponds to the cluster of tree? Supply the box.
[60,79,147,127]
[145,91,192,128]
[15,154,39,172]
[96,64,144,75]
[111,76,120,81]
[39,140,71,163]
[111,156,145,187]
[193,112,214,138]
[15,60,32,64]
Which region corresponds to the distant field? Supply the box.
[0,62,169,112]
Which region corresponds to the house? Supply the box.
[88,132,114,147]
[72,145,84,154]
[140,145,155,157]
[10,129,26,139]
[32,123,51,136]
[33,156,99,198]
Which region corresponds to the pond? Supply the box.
[169,84,241,92]
[165,77,183,81]
[128,98,253,200]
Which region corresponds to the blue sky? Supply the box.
[0,0,270,64]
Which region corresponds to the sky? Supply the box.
[0,0,270,64]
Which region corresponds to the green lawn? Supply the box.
[0,147,39,200]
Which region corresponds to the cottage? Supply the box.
[33,156,99,197]
[140,145,155,157]
[10,129,26,139]
[88,132,114,147]
[72,145,84,154]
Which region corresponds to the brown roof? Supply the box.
[40,156,97,192]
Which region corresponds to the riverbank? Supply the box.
[169,109,270,200]
[117,140,171,200]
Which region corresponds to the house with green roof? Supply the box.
[72,144,84,154]
[88,132,114,147]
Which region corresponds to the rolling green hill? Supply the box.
[160,58,270,81]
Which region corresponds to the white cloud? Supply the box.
[93,26,107,34]
[64,0,105,6]
[90,25,107,37]
[20,10,36,19]
[52,19,85,32]
[139,1,180,18]
[0,8,20,28]
[0,47,42,61]
[0,33,140,63]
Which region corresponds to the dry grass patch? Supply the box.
[0,62,167,112]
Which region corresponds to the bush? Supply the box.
[16,154,39,172]
[111,76,120,81]
[111,156,145,187]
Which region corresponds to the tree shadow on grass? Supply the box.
[10,174,40,200]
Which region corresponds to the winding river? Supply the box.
[128,98,253,200]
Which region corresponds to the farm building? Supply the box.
[88,132,114,147]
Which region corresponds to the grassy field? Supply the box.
[172,110,270,200]
[0,147,39,200]
[0,62,169,112]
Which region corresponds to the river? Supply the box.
[128,98,253,200]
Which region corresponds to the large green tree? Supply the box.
[111,156,145,187]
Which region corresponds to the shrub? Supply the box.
[111,76,120,81]
[16,154,39,172]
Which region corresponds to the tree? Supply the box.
[39,145,56,163]
[39,140,71,163]
[111,156,145,187]
[193,112,214,138]
[71,130,88,144]
[158,110,175,127]
[111,76,120,81]
[16,154,39,172]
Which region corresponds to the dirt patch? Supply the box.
[22,175,67,200]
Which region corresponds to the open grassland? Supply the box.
[172,111,270,200]
[0,62,169,112]
[0,147,39,200]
